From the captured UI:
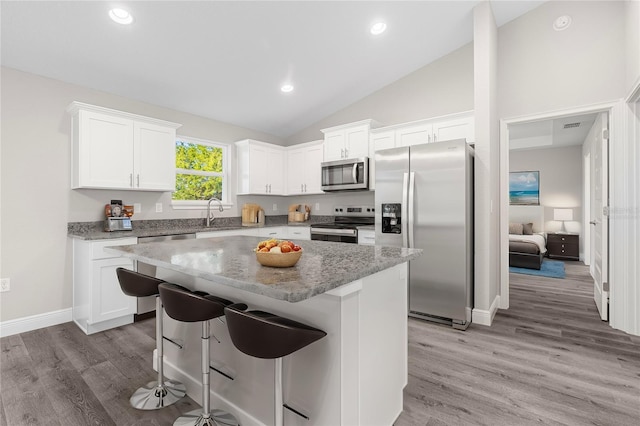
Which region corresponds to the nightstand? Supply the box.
[547,233,579,260]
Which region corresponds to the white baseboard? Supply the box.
[472,295,500,326]
[0,308,72,338]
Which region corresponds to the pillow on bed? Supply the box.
[522,222,534,235]
[509,222,523,235]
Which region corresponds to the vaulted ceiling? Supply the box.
[1,1,544,138]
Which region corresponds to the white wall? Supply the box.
[498,0,626,119]
[626,0,640,94]
[473,1,500,325]
[0,67,285,322]
[510,145,583,235]
[286,43,474,145]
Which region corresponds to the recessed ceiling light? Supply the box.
[553,15,571,31]
[281,84,294,93]
[109,8,134,25]
[370,22,387,35]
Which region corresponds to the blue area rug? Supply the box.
[509,259,566,279]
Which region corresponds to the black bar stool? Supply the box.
[115,268,187,410]
[224,303,326,426]
[158,283,239,426]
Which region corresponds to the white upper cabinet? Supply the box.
[371,111,475,149]
[369,112,474,190]
[236,139,285,195]
[134,121,178,190]
[68,102,181,191]
[286,140,324,195]
[321,120,377,161]
[432,114,475,144]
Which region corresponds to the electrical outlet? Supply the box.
[272,203,277,211]
[0,278,10,292]
[315,203,320,211]
[134,203,141,214]
[155,203,163,213]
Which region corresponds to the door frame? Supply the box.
[499,101,619,310]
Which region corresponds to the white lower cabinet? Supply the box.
[258,226,289,239]
[197,226,310,241]
[286,226,311,241]
[196,228,257,239]
[72,237,137,335]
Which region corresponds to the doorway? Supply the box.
[499,103,617,317]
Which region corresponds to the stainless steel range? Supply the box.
[310,205,374,244]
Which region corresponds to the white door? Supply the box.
[286,148,305,195]
[304,143,324,194]
[591,113,609,321]
[134,121,176,191]
[79,111,134,189]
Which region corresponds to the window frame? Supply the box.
[171,135,233,210]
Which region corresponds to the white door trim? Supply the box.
[499,101,618,307]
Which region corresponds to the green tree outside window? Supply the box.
[173,140,226,201]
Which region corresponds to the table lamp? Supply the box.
[554,208,573,233]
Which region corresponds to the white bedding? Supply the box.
[509,233,547,254]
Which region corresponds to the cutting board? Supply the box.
[242,203,264,226]
[288,204,310,222]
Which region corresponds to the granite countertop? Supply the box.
[106,236,422,302]
[68,216,332,240]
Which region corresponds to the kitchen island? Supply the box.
[108,236,421,426]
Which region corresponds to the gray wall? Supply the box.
[285,42,474,145]
[510,145,584,235]
[0,66,378,322]
[498,0,627,119]
[0,67,286,322]
[626,0,640,93]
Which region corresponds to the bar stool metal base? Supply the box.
[173,408,239,426]
[130,379,187,410]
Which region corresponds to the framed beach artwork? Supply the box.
[509,171,540,205]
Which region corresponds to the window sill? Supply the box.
[171,200,234,210]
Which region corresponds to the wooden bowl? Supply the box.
[256,249,303,268]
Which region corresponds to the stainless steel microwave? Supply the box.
[321,157,369,191]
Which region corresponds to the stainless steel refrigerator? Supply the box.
[375,139,473,330]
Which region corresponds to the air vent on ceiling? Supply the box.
[563,122,581,129]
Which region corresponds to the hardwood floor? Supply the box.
[396,261,640,426]
[2,261,639,425]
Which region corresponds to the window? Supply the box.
[172,136,230,208]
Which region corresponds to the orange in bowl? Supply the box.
[256,249,303,268]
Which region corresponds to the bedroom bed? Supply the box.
[509,206,547,270]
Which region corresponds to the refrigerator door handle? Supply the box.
[402,172,409,248]
[408,172,416,248]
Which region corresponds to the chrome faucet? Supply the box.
[206,197,224,227]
